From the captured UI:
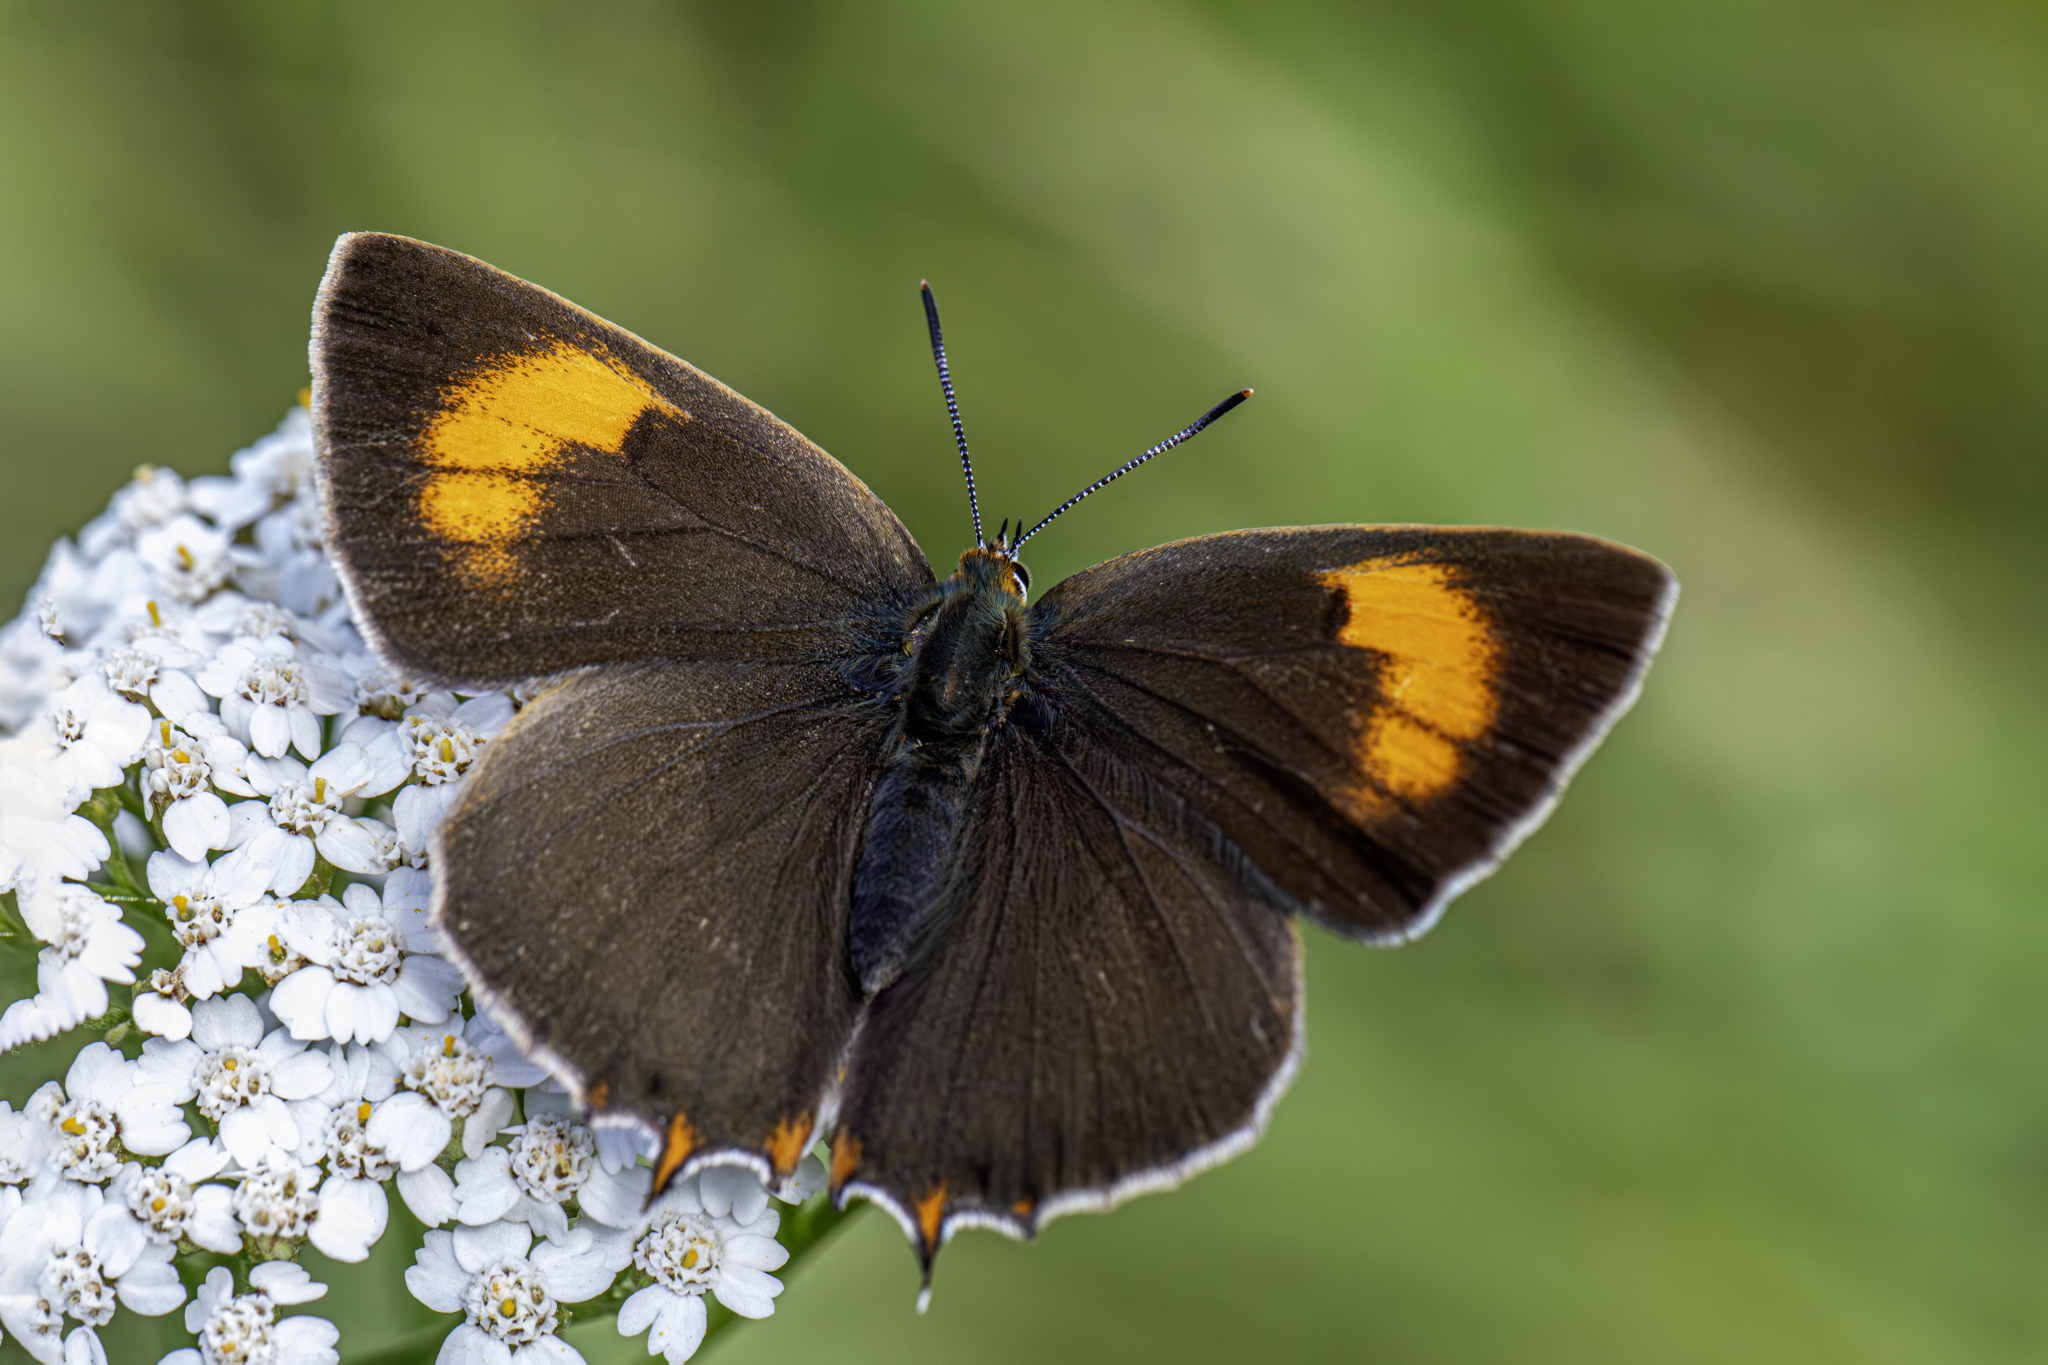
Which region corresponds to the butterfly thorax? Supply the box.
[896,548,1030,741]
[849,547,1033,996]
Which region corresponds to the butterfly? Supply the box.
[311,232,1675,1284]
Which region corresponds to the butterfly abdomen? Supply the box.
[849,549,1033,996]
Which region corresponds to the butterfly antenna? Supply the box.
[921,281,984,547]
[1013,389,1252,551]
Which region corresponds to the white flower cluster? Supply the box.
[0,411,828,1365]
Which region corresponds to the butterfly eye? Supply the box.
[1012,562,1030,593]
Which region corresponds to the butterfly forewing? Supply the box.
[312,232,932,685]
[1031,526,1676,940]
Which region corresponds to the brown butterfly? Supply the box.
[311,232,1675,1288]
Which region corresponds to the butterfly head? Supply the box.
[954,519,1031,602]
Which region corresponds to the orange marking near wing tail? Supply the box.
[764,1114,813,1177]
[915,1185,948,1249]
[829,1133,862,1188]
[651,1111,700,1195]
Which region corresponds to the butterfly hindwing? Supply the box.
[1032,526,1676,940]
[832,717,1302,1259]
[434,658,887,1184]
[312,232,933,685]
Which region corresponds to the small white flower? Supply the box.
[111,1138,240,1254]
[136,515,236,605]
[194,643,346,760]
[349,664,434,722]
[405,1221,627,1365]
[0,1180,185,1365]
[138,716,253,860]
[386,1018,500,1122]
[400,713,483,785]
[0,881,145,1049]
[135,994,332,1166]
[337,1066,454,1191]
[188,408,315,531]
[145,850,280,999]
[292,1044,411,1263]
[0,1100,39,1184]
[252,498,341,617]
[27,1044,191,1183]
[131,973,193,1042]
[23,676,149,807]
[157,1265,340,1365]
[0,750,111,894]
[0,611,71,733]
[270,883,462,1045]
[35,598,62,641]
[451,1117,642,1245]
[230,1149,322,1244]
[89,466,191,551]
[614,1170,789,1364]
[224,745,401,890]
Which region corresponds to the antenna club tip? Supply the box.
[1240,388,1254,398]
[919,279,931,292]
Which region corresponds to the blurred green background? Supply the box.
[2,1,2045,1360]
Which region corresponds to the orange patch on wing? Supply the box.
[417,340,686,588]
[1321,557,1499,806]
[585,1079,609,1109]
[1011,1196,1035,1219]
[764,1114,813,1177]
[914,1185,948,1249]
[651,1111,700,1194]
[829,1132,862,1188]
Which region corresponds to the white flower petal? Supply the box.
[190,992,264,1050]
[250,1258,328,1304]
[113,1253,187,1316]
[391,954,463,1023]
[269,964,337,1040]
[62,1325,106,1365]
[315,816,385,875]
[367,1090,451,1171]
[309,1174,388,1261]
[451,1219,532,1273]
[149,669,209,725]
[617,1283,667,1337]
[272,1316,340,1361]
[268,1046,333,1100]
[403,1229,469,1313]
[530,1237,619,1303]
[161,791,230,860]
[185,1184,242,1253]
[216,1108,274,1168]
[398,1163,460,1226]
[710,1264,781,1319]
[249,701,293,758]
[645,1292,708,1365]
[465,1087,515,1158]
